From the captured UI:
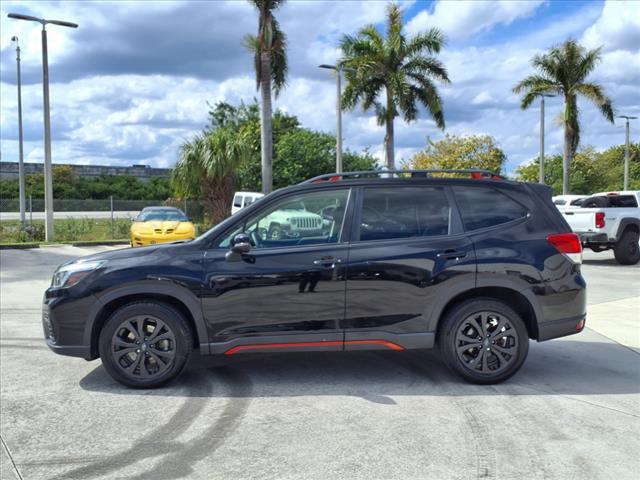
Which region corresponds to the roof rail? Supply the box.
[301,169,504,184]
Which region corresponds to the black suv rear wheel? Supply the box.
[98,301,193,388]
[439,298,529,384]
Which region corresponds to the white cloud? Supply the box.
[471,91,495,106]
[1,0,638,178]
[406,0,544,40]
[582,0,640,52]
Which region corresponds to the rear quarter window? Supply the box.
[453,186,528,231]
[609,195,638,208]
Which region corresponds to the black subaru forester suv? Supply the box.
[43,170,586,388]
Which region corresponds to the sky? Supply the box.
[0,0,639,174]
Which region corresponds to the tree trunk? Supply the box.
[260,51,273,194]
[204,175,235,226]
[384,90,395,169]
[562,94,576,195]
[563,124,572,195]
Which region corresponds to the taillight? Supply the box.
[547,233,582,264]
[595,212,605,229]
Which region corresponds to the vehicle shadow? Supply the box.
[582,258,633,266]
[79,339,640,399]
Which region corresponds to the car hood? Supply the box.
[75,244,163,263]
[78,238,201,263]
[131,221,193,233]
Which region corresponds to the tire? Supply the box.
[99,301,193,388]
[269,224,283,240]
[439,298,529,385]
[613,229,640,265]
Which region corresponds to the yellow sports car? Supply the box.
[130,207,196,247]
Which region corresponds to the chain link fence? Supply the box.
[0,197,207,243]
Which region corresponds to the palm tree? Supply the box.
[245,0,288,194]
[339,3,449,169]
[172,129,246,225]
[513,39,614,194]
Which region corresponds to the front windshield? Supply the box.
[281,201,305,210]
[135,209,188,222]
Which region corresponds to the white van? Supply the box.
[232,191,264,215]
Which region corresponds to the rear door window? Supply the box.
[358,187,450,241]
[453,186,528,231]
[233,195,242,208]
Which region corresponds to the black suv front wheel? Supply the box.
[440,298,529,384]
[99,301,193,388]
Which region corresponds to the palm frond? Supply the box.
[337,0,449,150]
[243,34,262,90]
[271,19,288,96]
[406,73,445,129]
[406,28,446,56]
[575,46,602,83]
[246,0,288,93]
[358,25,385,53]
[575,82,614,122]
[386,3,404,55]
[403,56,450,83]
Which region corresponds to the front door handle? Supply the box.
[436,249,467,260]
[313,257,342,268]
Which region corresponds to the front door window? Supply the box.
[220,189,350,249]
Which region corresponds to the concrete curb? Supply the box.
[71,240,130,247]
[0,243,40,250]
[0,240,129,250]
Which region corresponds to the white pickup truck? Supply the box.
[560,191,640,265]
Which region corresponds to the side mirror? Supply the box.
[226,233,251,262]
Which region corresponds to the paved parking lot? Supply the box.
[1,245,638,480]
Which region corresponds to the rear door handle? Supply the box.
[436,249,467,260]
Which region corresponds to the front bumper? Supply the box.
[131,233,195,247]
[45,338,92,359]
[42,294,96,360]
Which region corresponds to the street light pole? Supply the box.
[41,25,54,241]
[8,13,78,242]
[618,115,637,191]
[539,97,545,184]
[319,64,355,174]
[336,68,342,173]
[11,36,26,228]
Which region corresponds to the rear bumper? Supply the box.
[537,314,586,342]
[579,232,609,244]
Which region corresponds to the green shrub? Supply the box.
[115,218,132,238]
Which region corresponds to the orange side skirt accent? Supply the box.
[224,339,404,355]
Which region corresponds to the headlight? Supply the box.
[51,260,106,288]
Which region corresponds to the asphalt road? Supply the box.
[1,246,638,480]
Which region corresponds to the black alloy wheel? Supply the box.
[99,302,192,388]
[440,298,529,384]
[110,315,176,379]
[455,311,518,375]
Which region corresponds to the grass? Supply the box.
[0,218,131,243]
